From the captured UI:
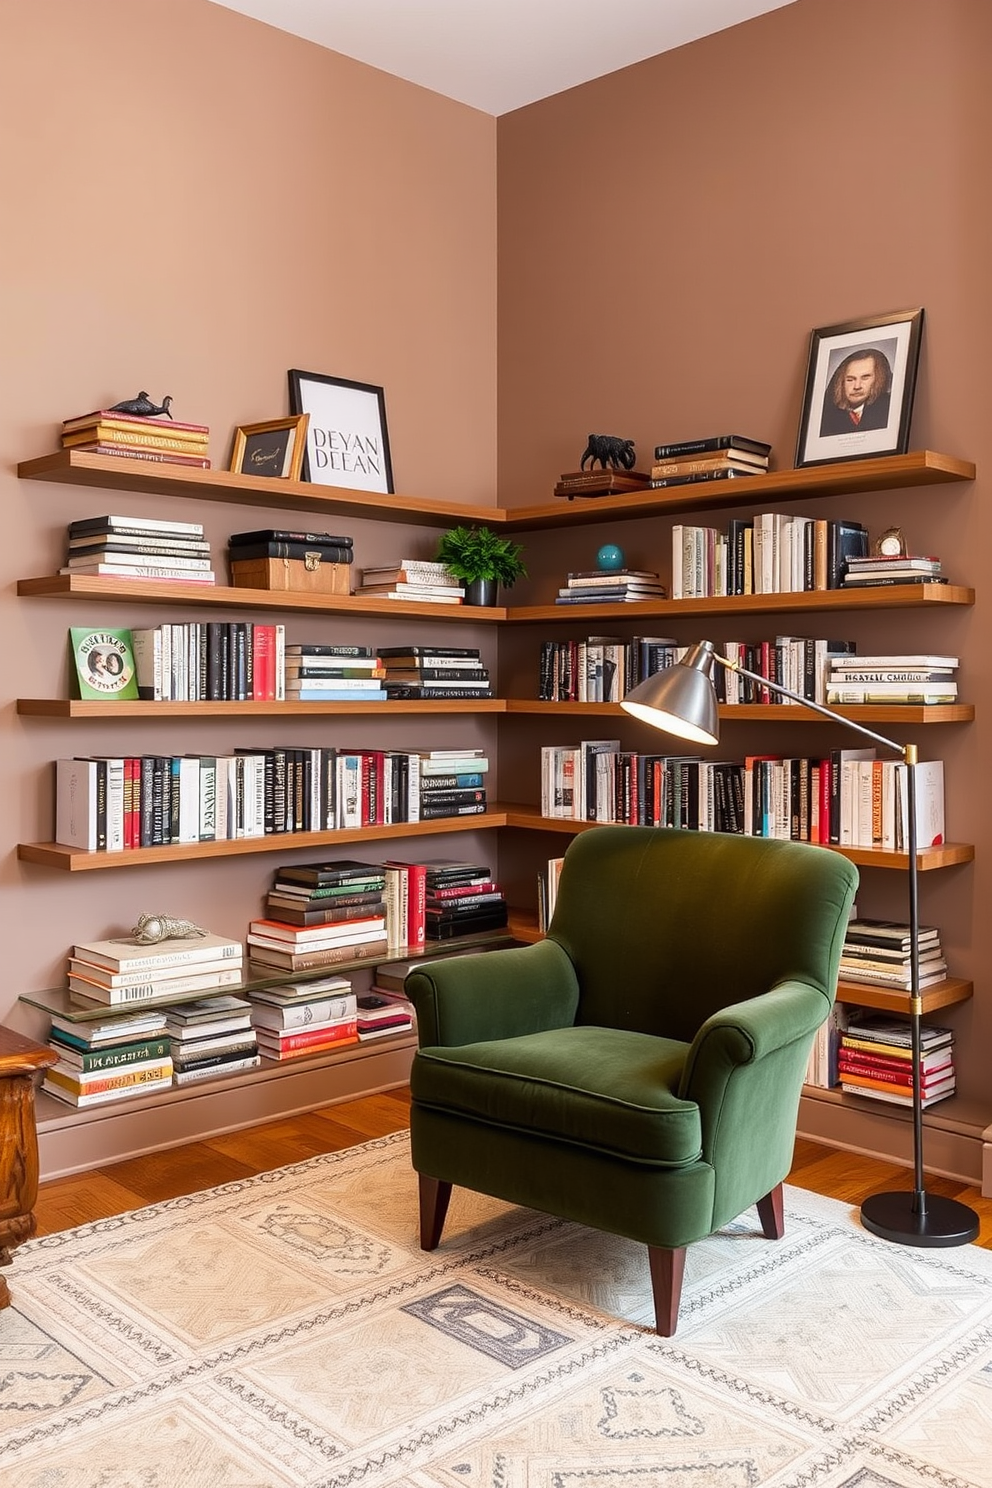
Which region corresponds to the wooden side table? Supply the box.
[0,1026,58,1308]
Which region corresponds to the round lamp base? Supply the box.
[860,1190,980,1248]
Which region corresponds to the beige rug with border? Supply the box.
[2,1129,991,1487]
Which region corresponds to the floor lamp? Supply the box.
[621,639,979,1247]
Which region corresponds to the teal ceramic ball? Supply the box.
[596,543,624,571]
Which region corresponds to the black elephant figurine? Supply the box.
[580,434,636,471]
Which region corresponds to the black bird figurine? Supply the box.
[108,392,174,419]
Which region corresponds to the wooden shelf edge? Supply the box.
[16,449,505,529]
[17,697,507,718]
[504,699,974,724]
[16,573,507,621]
[18,809,512,871]
[835,976,973,1014]
[498,807,973,869]
[505,583,974,623]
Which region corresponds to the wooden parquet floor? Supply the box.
[32,1088,992,1249]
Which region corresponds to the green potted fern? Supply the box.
[435,525,527,606]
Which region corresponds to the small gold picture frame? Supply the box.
[230,414,309,480]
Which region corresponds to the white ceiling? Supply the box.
[207,0,796,115]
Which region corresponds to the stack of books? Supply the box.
[60,408,210,469]
[424,860,508,939]
[284,643,387,702]
[43,1008,173,1108]
[249,976,359,1061]
[378,646,492,699]
[842,553,945,588]
[249,860,390,972]
[166,996,260,1085]
[227,528,354,568]
[554,469,651,499]
[355,989,416,1041]
[357,559,464,604]
[837,1015,956,1108]
[840,918,948,992]
[68,930,245,1008]
[826,654,958,706]
[649,435,771,489]
[417,747,490,819]
[555,570,666,605]
[62,514,215,584]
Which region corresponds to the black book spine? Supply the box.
[229,541,353,563]
[653,435,770,458]
[151,756,166,845]
[418,788,487,806]
[168,758,181,844]
[93,759,107,851]
[419,802,488,819]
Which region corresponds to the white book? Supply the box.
[68,964,244,1003]
[173,1055,261,1085]
[70,514,205,535]
[65,551,213,571]
[250,992,358,1029]
[59,564,216,582]
[86,756,126,852]
[130,627,163,700]
[55,758,98,849]
[71,931,243,974]
[177,756,201,843]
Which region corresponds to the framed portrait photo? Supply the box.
[230,414,309,481]
[795,308,924,468]
[288,370,394,493]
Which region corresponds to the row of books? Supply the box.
[128,622,286,702]
[554,569,666,605]
[671,515,869,598]
[54,747,491,851]
[60,409,211,469]
[63,512,216,583]
[356,558,464,604]
[539,740,946,848]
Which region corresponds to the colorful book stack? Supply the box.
[826,654,958,707]
[355,989,415,1041]
[650,434,771,488]
[417,747,490,819]
[378,646,492,700]
[837,1015,956,1108]
[357,558,464,604]
[166,996,260,1085]
[43,1008,172,1108]
[842,553,946,588]
[839,918,948,992]
[284,643,387,702]
[248,860,390,972]
[249,976,358,1061]
[60,408,211,469]
[555,570,666,605]
[423,860,508,939]
[61,513,215,584]
[67,930,245,1007]
[671,514,867,598]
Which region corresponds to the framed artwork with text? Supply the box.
[795,308,924,468]
[288,370,394,493]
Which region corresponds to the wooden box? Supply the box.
[229,556,352,595]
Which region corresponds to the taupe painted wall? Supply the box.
[0,1,497,1011]
[496,0,992,1108]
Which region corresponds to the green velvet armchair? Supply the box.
[405,826,858,1335]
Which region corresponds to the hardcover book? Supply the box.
[69,628,140,701]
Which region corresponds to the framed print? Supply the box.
[230,414,308,480]
[795,308,924,468]
[288,370,394,493]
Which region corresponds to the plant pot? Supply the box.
[465,578,498,607]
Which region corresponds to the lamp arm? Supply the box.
[711,652,907,758]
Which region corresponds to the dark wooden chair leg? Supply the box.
[647,1245,686,1336]
[756,1182,785,1239]
[419,1174,453,1250]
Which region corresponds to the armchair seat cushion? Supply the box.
[412,1025,701,1166]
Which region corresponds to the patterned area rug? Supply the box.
[2,1131,992,1487]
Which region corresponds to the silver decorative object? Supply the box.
[116,914,209,945]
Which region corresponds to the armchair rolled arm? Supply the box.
[405,938,580,1048]
[679,979,830,1108]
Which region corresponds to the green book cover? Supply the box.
[69,628,140,700]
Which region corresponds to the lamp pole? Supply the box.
[622,640,979,1247]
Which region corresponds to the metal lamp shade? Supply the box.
[620,641,721,745]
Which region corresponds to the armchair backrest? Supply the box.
[547,827,858,1043]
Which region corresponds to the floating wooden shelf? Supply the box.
[504,700,974,725]
[16,573,506,621]
[835,976,973,1015]
[17,808,512,871]
[506,583,974,623]
[17,447,974,531]
[17,697,505,718]
[498,804,974,870]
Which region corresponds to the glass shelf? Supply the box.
[21,928,520,1023]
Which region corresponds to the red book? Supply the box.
[382,860,427,946]
[252,624,276,701]
[256,1019,359,1056]
[63,409,210,434]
